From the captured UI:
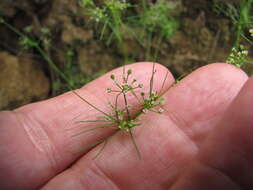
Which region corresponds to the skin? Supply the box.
[0,62,252,190]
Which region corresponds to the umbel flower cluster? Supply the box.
[227,45,248,68]
[227,29,253,68]
[73,64,169,159]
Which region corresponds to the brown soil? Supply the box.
[0,0,252,109]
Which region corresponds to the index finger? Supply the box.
[40,63,248,190]
[0,62,173,190]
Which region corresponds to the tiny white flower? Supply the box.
[142,109,148,114]
[158,108,164,113]
[249,29,253,37]
[242,50,248,55]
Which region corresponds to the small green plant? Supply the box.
[81,0,131,44]
[1,9,177,159]
[80,0,178,60]
[133,0,178,60]
[73,63,169,159]
[226,27,253,68]
[140,64,167,114]
[1,19,171,157]
[213,1,253,69]
[138,0,178,37]
[79,0,94,7]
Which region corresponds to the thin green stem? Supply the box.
[129,128,141,159]
[72,125,115,137]
[114,92,122,122]
[93,139,108,159]
[75,120,113,123]
[100,19,109,40]
[159,70,169,95]
[2,21,24,37]
[113,80,123,90]
[123,92,131,120]
[241,33,253,45]
[130,89,142,104]
[92,131,119,159]
[154,34,164,61]
[77,130,119,155]
[123,65,126,82]
[72,90,114,120]
[36,46,72,87]
[149,63,155,96]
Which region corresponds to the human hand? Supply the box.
[0,62,251,190]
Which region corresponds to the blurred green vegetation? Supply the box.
[0,0,179,97]
[0,0,253,105]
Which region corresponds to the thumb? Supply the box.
[171,76,253,190]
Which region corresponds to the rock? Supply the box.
[61,16,93,44]
[115,26,142,58]
[77,41,117,76]
[0,0,49,18]
[43,0,93,44]
[0,0,17,17]
[0,52,50,109]
[45,0,83,26]
[161,12,232,77]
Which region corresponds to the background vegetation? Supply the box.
[0,0,252,109]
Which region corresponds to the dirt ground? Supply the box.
[0,0,252,109]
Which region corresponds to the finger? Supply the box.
[41,63,248,190]
[171,76,253,190]
[0,62,173,190]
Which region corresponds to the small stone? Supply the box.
[0,52,49,109]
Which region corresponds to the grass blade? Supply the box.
[72,125,115,137]
[72,90,114,120]
[159,70,169,95]
[76,120,113,123]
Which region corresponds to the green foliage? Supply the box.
[140,64,167,114]
[226,45,248,67]
[213,0,253,46]
[1,0,179,106]
[213,1,253,69]
[139,0,178,37]
[19,36,38,49]
[74,63,169,159]
[82,0,131,43]
[80,0,179,59]
[79,0,94,7]
[0,20,89,95]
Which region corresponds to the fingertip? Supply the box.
[180,75,253,190]
[218,75,253,145]
[170,68,251,190]
[175,62,249,100]
[188,62,248,83]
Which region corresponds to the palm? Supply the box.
[0,62,251,190]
